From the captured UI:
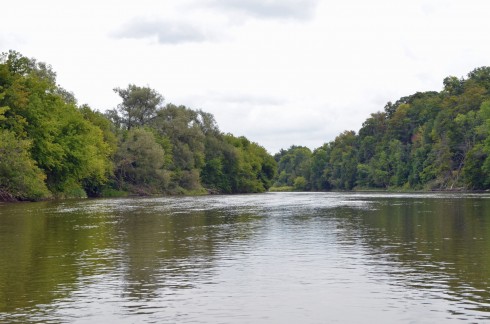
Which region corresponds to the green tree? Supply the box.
[201,135,237,193]
[151,104,206,191]
[328,131,358,190]
[1,51,114,198]
[115,128,168,193]
[479,101,490,186]
[113,84,164,130]
[0,130,50,201]
[152,104,205,171]
[293,176,307,191]
[225,135,276,193]
[310,144,331,190]
[273,146,312,188]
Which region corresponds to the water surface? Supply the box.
[1,192,489,323]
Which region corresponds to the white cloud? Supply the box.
[113,19,210,44]
[203,0,319,20]
[2,0,490,153]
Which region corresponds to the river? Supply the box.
[0,192,489,323]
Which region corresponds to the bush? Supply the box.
[0,130,51,201]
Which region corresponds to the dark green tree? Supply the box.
[113,84,164,130]
[114,127,168,194]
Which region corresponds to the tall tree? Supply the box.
[113,84,164,130]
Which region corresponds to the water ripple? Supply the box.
[1,192,490,323]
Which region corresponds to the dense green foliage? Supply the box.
[4,50,490,200]
[0,51,113,200]
[0,130,50,200]
[273,146,312,190]
[107,86,276,195]
[274,67,490,191]
[0,51,276,201]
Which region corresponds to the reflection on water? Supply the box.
[0,192,490,323]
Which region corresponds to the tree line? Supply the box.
[273,67,490,191]
[3,50,490,201]
[0,51,276,201]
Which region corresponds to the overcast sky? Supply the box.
[2,0,490,153]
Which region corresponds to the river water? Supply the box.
[0,192,489,323]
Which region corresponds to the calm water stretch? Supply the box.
[1,192,490,323]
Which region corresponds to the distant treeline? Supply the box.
[0,51,276,201]
[273,67,490,191]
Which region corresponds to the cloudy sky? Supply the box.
[2,0,490,153]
